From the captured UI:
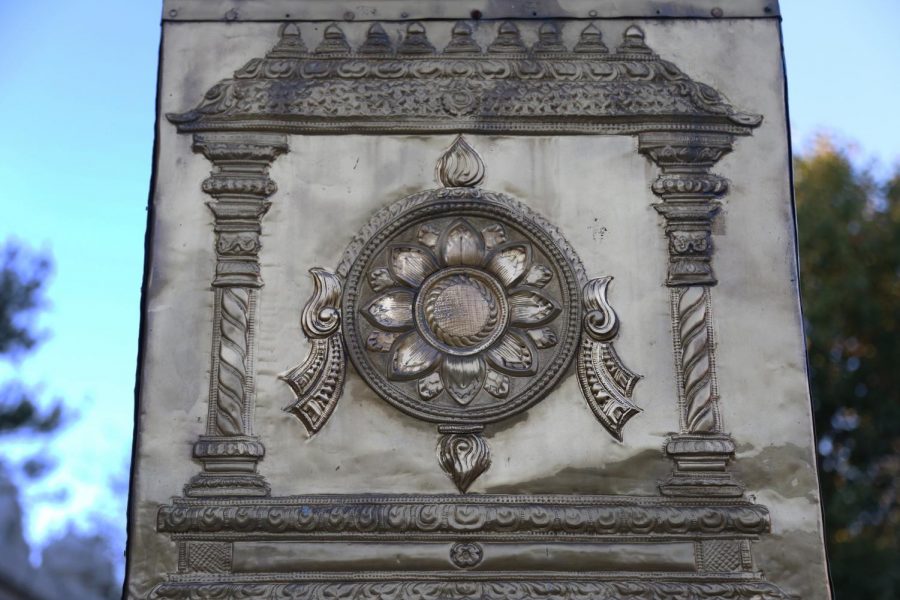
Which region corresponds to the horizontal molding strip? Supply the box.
[158,493,771,537]
[162,1,780,22]
[232,540,697,573]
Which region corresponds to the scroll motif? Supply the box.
[577,277,641,440]
[280,268,345,434]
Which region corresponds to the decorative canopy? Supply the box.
[168,21,762,135]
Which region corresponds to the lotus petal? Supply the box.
[440,218,485,267]
[363,290,414,331]
[418,372,444,400]
[508,289,561,326]
[366,331,399,352]
[368,267,394,292]
[418,224,440,249]
[487,330,537,375]
[443,355,485,405]
[481,224,507,250]
[527,327,559,349]
[389,244,438,287]
[486,242,531,287]
[389,332,441,380]
[483,369,510,399]
[524,264,553,288]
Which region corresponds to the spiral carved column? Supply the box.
[639,132,743,498]
[185,133,288,497]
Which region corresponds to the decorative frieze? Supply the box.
[150,580,795,600]
[157,494,771,537]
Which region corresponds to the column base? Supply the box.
[184,435,270,498]
[184,473,270,498]
[659,433,744,498]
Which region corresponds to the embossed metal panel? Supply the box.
[126,2,830,599]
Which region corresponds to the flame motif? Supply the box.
[437,136,486,188]
[438,431,492,492]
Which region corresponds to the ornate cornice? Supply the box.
[168,22,762,136]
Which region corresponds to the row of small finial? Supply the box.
[268,21,652,58]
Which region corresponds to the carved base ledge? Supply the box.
[659,434,744,498]
[158,493,769,537]
[150,578,795,600]
[184,435,270,497]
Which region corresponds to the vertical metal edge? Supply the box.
[122,15,165,600]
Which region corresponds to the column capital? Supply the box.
[193,133,288,289]
[639,132,734,287]
[637,132,734,171]
[192,133,289,164]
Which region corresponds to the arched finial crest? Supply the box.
[444,21,481,54]
[574,23,608,53]
[533,22,566,53]
[315,23,351,55]
[398,22,436,55]
[619,25,653,54]
[267,23,307,57]
[488,21,526,53]
[359,23,393,55]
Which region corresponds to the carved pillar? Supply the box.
[639,132,743,497]
[185,133,288,497]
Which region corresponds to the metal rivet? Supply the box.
[168,9,177,17]
[400,11,409,18]
[225,8,238,21]
[588,10,598,17]
[343,11,355,21]
[711,7,724,17]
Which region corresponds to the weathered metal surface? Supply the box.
[126,4,828,600]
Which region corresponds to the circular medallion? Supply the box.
[415,268,509,356]
[340,188,584,424]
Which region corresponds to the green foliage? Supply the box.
[0,239,62,435]
[0,242,50,357]
[795,140,900,599]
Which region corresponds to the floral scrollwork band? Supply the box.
[281,136,640,491]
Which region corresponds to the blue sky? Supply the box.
[0,0,898,578]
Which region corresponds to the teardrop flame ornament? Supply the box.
[438,429,492,492]
[437,135,486,188]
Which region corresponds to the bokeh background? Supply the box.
[0,1,897,598]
